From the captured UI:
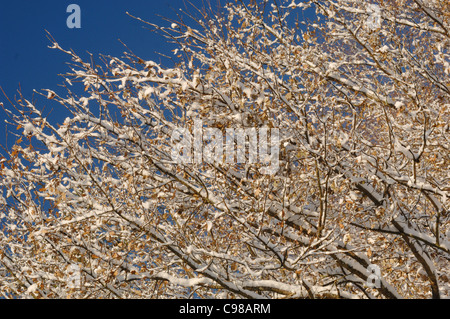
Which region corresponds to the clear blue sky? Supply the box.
[0,0,208,148]
[0,1,315,151]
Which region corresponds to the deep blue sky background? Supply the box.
[0,0,209,150]
[0,0,316,153]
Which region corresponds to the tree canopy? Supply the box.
[1,0,449,299]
